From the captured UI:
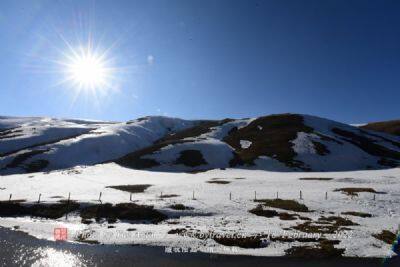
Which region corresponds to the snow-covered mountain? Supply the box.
[0,116,199,174]
[1,114,400,174]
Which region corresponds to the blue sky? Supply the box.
[0,0,399,123]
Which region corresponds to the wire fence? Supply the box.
[1,188,392,205]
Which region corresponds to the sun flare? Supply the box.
[65,48,110,90]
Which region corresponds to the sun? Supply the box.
[64,47,111,90]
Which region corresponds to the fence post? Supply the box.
[373,194,376,201]
[192,191,195,200]
[38,193,41,203]
[160,192,163,198]
[65,192,70,220]
[130,193,132,201]
[325,192,328,200]
[300,190,303,200]
[229,192,232,200]
[254,191,257,201]
[276,191,279,199]
[9,194,12,202]
[99,192,102,202]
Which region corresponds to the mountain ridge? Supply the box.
[1,114,400,174]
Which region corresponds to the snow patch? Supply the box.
[239,140,252,149]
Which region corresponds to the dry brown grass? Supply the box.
[319,216,358,226]
[249,205,279,217]
[292,216,357,234]
[224,114,313,169]
[168,204,193,210]
[361,120,400,136]
[372,230,397,244]
[341,211,372,218]
[249,205,301,220]
[80,203,167,223]
[333,187,380,196]
[255,199,309,212]
[312,141,329,156]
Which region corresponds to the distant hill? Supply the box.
[360,119,400,136]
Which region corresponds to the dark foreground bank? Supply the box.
[0,227,398,267]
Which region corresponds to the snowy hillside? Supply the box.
[117,114,400,172]
[1,114,400,174]
[0,116,199,174]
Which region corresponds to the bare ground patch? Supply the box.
[168,204,193,210]
[292,216,357,234]
[80,203,167,223]
[299,177,333,181]
[159,194,180,199]
[255,199,309,212]
[175,150,207,167]
[0,201,79,219]
[106,184,152,193]
[372,230,397,244]
[206,180,231,184]
[249,205,308,221]
[333,187,385,196]
[224,114,313,169]
[341,211,372,218]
